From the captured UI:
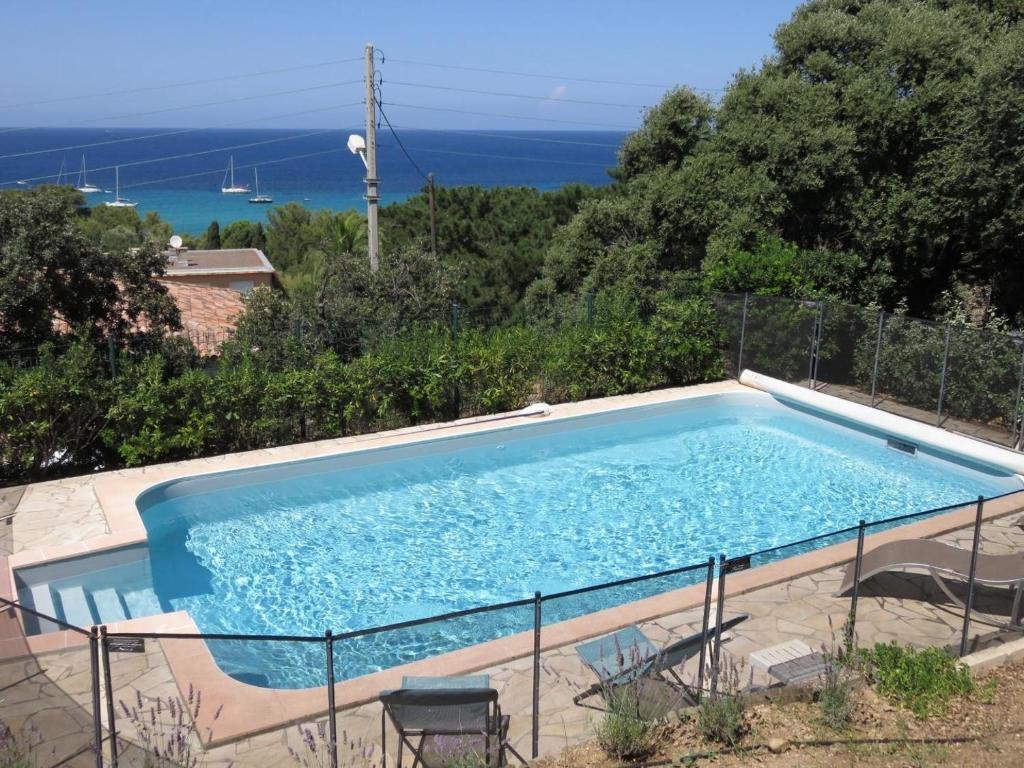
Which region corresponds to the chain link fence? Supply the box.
[714,293,1024,450]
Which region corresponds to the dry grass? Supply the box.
[535,660,1024,768]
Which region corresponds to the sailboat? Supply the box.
[55,156,67,185]
[104,167,137,208]
[248,168,272,204]
[220,156,249,194]
[75,156,102,193]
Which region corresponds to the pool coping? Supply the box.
[5,379,1024,746]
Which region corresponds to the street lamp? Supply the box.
[348,131,379,271]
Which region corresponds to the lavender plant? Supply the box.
[0,720,53,768]
[286,723,379,768]
[117,685,222,768]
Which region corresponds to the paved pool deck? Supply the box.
[2,380,1024,765]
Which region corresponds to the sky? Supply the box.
[0,1,803,131]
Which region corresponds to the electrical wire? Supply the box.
[379,101,636,129]
[385,56,724,92]
[375,142,610,169]
[387,124,623,148]
[0,103,362,160]
[0,80,363,135]
[383,80,646,109]
[0,116,362,186]
[375,99,429,181]
[0,56,363,110]
[120,147,348,189]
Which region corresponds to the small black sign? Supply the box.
[107,637,145,654]
[723,556,751,575]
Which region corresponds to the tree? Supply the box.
[221,220,267,250]
[531,0,1024,319]
[382,184,594,323]
[0,187,180,351]
[205,220,221,249]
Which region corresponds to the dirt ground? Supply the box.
[536,661,1024,768]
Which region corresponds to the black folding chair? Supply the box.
[379,687,526,767]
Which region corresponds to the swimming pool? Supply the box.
[103,390,1015,688]
[16,390,1020,688]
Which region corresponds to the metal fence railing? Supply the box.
[2,490,1017,767]
[713,292,1024,450]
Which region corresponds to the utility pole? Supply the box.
[427,172,438,259]
[364,42,380,271]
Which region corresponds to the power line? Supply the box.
[388,124,623,148]
[0,117,361,186]
[384,80,646,109]
[375,142,610,169]
[0,56,363,111]
[0,80,363,135]
[375,99,429,181]
[120,147,348,190]
[0,104,363,160]
[385,56,724,92]
[380,101,636,130]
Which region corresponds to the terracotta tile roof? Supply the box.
[158,281,244,355]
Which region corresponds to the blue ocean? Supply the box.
[0,127,625,233]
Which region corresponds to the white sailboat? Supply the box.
[248,168,272,204]
[220,156,250,194]
[75,156,102,194]
[55,156,67,185]
[104,166,137,208]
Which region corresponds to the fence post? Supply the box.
[450,302,461,419]
[106,335,117,380]
[869,311,884,407]
[936,325,952,426]
[809,301,825,389]
[99,627,118,768]
[1012,345,1024,450]
[736,294,749,376]
[585,293,594,328]
[959,496,985,657]
[325,631,338,768]
[89,627,104,768]
[695,556,715,702]
[709,554,727,696]
[531,591,541,760]
[847,521,866,648]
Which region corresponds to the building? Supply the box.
[160,248,276,294]
[158,281,246,356]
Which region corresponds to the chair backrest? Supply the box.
[380,688,499,735]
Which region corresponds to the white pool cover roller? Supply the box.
[739,370,1024,477]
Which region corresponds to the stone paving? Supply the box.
[3,511,1022,766]
[9,478,109,554]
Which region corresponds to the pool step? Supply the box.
[121,588,162,620]
[56,585,92,628]
[27,584,61,633]
[92,588,128,624]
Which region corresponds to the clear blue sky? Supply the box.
[0,1,802,130]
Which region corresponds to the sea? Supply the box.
[0,127,626,234]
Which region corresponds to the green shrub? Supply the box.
[696,693,745,746]
[0,341,113,481]
[103,356,214,466]
[594,683,666,761]
[456,325,546,416]
[859,642,973,717]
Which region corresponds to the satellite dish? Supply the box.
[347,134,366,154]
[169,235,183,249]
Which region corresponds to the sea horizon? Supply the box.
[0,127,626,234]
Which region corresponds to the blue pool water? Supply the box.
[134,393,1019,688]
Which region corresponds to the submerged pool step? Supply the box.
[28,584,61,633]
[92,588,127,624]
[56,585,93,628]
[121,588,162,620]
